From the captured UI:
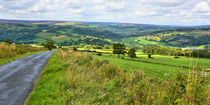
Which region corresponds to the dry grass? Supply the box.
[0,43,46,59]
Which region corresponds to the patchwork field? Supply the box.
[94,52,210,78]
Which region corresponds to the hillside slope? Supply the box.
[0,19,210,47]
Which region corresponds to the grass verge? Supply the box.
[26,51,70,105]
[0,52,43,65]
[0,43,46,65]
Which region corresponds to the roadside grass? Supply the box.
[0,52,41,65]
[27,49,210,105]
[0,43,46,65]
[26,51,70,105]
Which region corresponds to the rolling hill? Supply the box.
[0,19,210,47]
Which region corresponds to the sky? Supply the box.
[0,0,210,26]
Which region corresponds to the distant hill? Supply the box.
[0,19,210,47]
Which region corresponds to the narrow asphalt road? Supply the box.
[0,51,53,105]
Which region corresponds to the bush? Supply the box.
[43,39,56,51]
[96,52,102,56]
[174,56,179,58]
[73,47,77,51]
[127,48,137,58]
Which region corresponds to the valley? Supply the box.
[0,19,209,105]
[1,19,210,48]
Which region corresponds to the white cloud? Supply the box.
[134,8,159,16]
[28,0,58,13]
[193,1,210,13]
[67,7,85,14]
[0,5,3,9]
[0,0,210,25]
[139,0,189,7]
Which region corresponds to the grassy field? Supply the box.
[26,49,210,105]
[94,55,210,78]
[76,48,209,77]
[94,55,188,78]
[75,48,210,78]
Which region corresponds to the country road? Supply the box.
[0,51,53,105]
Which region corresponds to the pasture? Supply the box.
[85,48,210,79]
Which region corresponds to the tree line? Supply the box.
[112,43,210,58]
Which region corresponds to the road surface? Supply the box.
[0,51,53,105]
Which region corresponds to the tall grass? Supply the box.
[63,50,209,105]
[0,43,45,59]
[26,49,210,105]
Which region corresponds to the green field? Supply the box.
[94,53,210,79]
[75,48,210,78]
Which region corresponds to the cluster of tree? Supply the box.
[112,43,183,59]
[112,43,137,58]
[142,45,190,58]
[42,39,56,51]
[2,39,13,44]
[160,35,210,47]
[143,45,210,58]
[191,49,210,58]
[78,36,111,46]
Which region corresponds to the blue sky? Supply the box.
[0,0,210,25]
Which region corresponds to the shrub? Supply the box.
[43,39,56,51]
[96,52,102,56]
[73,47,77,51]
[127,48,137,58]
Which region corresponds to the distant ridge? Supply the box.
[1,19,210,27]
[0,19,68,24]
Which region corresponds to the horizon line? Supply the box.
[0,18,210,27]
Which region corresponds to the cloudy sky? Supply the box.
[0,0,210,25]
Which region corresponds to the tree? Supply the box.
[143,45,158,58]
[4,39,13,44]
[204,45,209,51]
[127,48,137,58]
[44,39,56,51]
[113,43,126,57]
[73,47,77,51]
[58,45,63,49]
